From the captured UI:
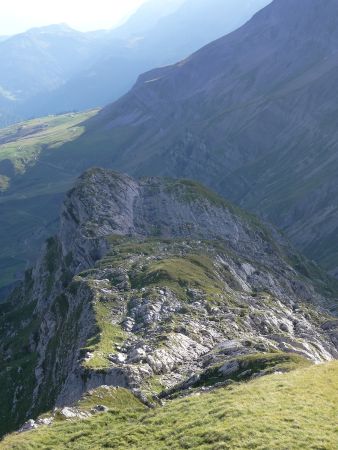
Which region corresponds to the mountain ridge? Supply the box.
[0,168,337,437]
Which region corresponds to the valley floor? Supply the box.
[2,361,337,450]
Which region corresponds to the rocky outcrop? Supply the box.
[0,168,337,436]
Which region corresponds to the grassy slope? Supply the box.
[2,362,337,449]
[0,110,97,290]
[0,111,97,181]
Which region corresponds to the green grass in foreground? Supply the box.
[2,361,337,449]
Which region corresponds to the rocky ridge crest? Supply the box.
[0,168,337,436]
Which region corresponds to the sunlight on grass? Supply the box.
[0,110,97,177]
[2,361,337,449]
[82,301,127,370]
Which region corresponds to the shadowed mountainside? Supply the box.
[44,0,338,275]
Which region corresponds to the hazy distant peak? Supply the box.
[111,0,186,38]
[25,23,79,35]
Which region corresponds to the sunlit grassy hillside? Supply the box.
[2,361,337,450]
[0,111,97,185]
[0,110,97,292]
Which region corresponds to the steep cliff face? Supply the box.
[0,168,337,436]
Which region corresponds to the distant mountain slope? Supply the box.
[47,0,337,275]
[0,25,103,102]
[0,0,271,125]
[0,25,104,126]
